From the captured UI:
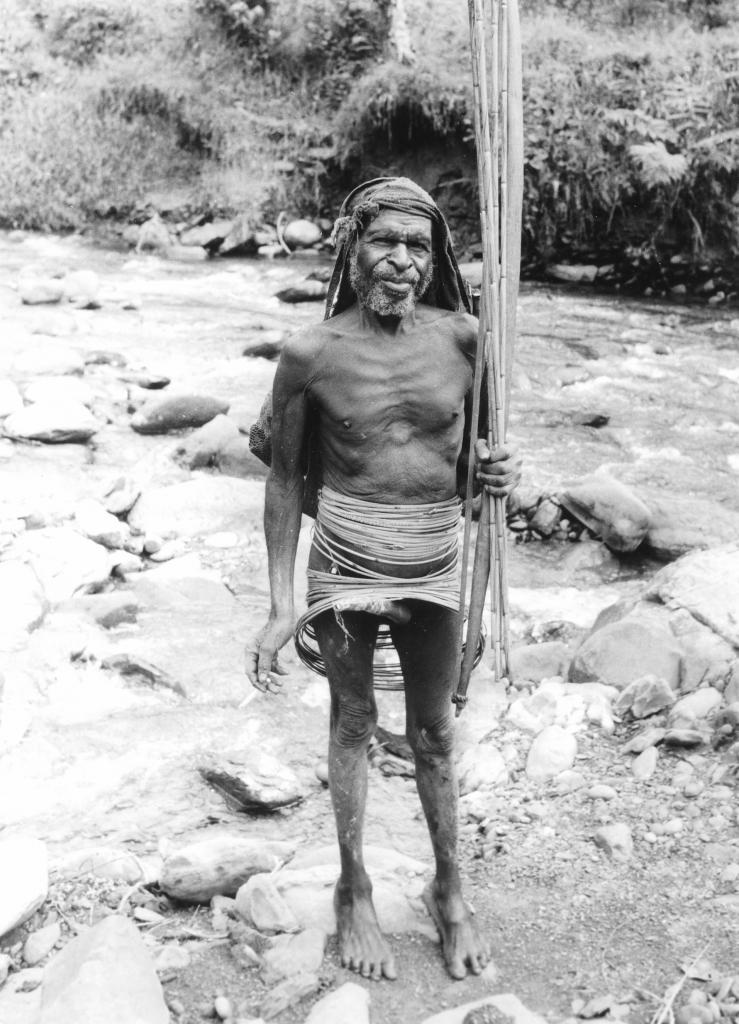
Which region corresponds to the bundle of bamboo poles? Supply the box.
[454,0,523,714]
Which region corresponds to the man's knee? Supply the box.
[332,694,377,749]
[408,713,455,762]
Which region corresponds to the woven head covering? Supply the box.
[324,176,471,319]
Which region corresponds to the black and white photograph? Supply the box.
[1,0,738,1022]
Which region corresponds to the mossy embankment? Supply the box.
[1,0,738,297]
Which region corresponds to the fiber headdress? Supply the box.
[324,176,471,320]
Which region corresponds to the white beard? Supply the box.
[349,250,434,317]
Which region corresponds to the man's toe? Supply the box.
[382,956,398,981]
[447,955,467,980]
[468,955,483,975]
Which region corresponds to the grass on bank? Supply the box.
[1,0,738,277]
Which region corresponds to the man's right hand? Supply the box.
[245,614,294,693]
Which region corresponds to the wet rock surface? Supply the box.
[0,232,738,1023]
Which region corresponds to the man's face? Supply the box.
[349,209,434,317]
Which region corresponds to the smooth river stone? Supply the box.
[131,393,229,434]
[3,402,98,443]
[559,471,651,552]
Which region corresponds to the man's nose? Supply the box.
[387,243,412,270]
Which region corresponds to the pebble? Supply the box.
[663,818,684,834]
[23,920,61,965]
[554,769,586,794]
[708,785,734,802]
[670,687,723,724]
[153,937,190,970]
[235,875,300,934]
[260,972,321,1019]
[586,784,617,800]
[683,779,705,798]
[13,966,43,992]
[617,674,676,719]
[708,815,730,830]
[632,746,659,780]
[214,995,233,1019]
[19,277,64,304]
[720,863,739,883]
[261,928,327,984]
[663,729,707,748]
[304,982,370,1024]
[593,823,634,862]
[526,725,577,781]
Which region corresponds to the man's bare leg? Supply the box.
[314,609,398,981]
[390,603,490,980]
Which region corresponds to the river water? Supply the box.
[1,228,738,852]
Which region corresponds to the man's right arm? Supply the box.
[246,332,315,691]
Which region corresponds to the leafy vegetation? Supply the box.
[1,0,738,289]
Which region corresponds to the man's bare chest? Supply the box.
[308,337,470,437]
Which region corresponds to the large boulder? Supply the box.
[127,475,264,538]
[0,560,48,647]
[131,393,229,435]
[559,472,651,552]
[0,838,48,939]
[7,527,111,604]
[264,845,430,936]
[570,611,683,691]
[641,492,739,562]
[3,402,99,444]
[647,544,739,648]
[179,219,233,251]
[39,915,169,1024]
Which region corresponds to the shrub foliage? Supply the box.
[0,0,738,280]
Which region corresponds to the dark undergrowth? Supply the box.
[1,0,738,293]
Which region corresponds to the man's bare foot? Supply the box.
[334,882,398,981]
[423,880,490,980]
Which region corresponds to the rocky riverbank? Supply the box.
[0,230,738,1024]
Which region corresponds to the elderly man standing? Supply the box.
[247,177,521,982]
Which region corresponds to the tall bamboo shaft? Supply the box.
[457,0,522,709]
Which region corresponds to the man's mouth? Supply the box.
[380,278,415,294]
